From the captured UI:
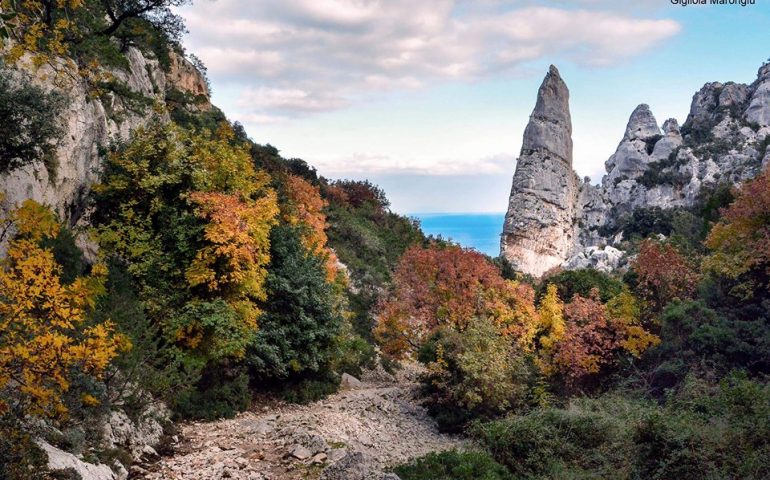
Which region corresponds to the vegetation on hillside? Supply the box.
[391,167,770,478]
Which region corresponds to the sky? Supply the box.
[177,0,770,214]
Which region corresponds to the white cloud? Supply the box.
[180,0,681,121]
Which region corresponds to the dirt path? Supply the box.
[138,367,465,479]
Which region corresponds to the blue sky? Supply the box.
[179,0,770,214]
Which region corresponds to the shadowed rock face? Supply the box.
[501,65,580,277]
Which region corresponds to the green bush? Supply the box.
[474,376,770,480]
[394,450,513,480]
[538,269,625,303]
[173,367,251,420]
[418,319,530,433]
[281,373,340,404]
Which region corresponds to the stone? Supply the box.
[290,445,312,460]
[746,64,770,127]
[501,65,581,277]
[38,440,116,480]
[502,59,770,275]
[340,373,363,390]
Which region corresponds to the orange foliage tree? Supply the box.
[632,240,699,314]
[374,244,535,358]
[282,175,338,279]
[548,289,658,384]
[0,200,128,418]
[705,167,770,296]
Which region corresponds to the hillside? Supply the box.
[1,3,770,480]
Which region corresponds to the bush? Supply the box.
[281,372,340,404]
[419,318,530,432]
[173,366,251,420]
[247,224,343,380]
[474,376,770,480]
[394,450,513,480]
[473,400,635,479]
[539,269,625,303]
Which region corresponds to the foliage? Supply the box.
[0,63,65,175]
[0,200,128,419]
[539,269,625,303]
[172,366,250,420]
[247,224,343,380]
[394,449,514,480]
[374,244,531,358]
[0,0,190,75]
[475,375,770,480]
[419,318,530,431]
[643,300,770,389]
[0,416,49,480]
[631,240,699,315]
[705,167,770,296]
[92,121,278,366]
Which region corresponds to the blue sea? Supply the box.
[411,213,505,257]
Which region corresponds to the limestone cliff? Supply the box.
[501,65,581,277]
[0,47,211,232]
[502,61,770,276]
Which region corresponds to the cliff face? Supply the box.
[502,62,770,276]
[0,47,210,229]
[501,65,581,277]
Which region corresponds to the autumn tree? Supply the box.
[92,121,278,364]
[631,240,699,315]
[705,168,770,296]
[0,200,127,418]
[374,244,529,358]
[282,174,338,279]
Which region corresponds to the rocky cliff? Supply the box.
[502,61,770,276]
[0,47,211,234]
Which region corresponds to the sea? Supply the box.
[410,213,506,257]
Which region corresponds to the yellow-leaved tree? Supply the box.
[0,199,129,418]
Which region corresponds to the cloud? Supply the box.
[311,152,518,177]
[180,0,680,121]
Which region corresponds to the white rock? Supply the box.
[38,440,116,480]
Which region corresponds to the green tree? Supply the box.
[247,224,343,380]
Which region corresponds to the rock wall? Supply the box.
[0,47,210,228]
[502,61,770,276]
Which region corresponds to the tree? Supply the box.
[0,64,65,174]
[705,167,770,296]
[247,224,343,379]
[632,240,699,314]
[92,121,278,364]
[0,200,128,418]
[374,244,523,358]
[282,174,337,279]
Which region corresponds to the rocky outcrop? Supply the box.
[502,60,770,276]
[39,441,118,480]
[0,48,210,230]
[501,65,581,277]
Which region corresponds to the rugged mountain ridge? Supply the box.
[502,61,770,276]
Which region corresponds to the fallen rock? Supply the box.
[340,373,362,390]
[290,445,312,460]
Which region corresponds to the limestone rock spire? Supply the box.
[521,65,573,163]
[500,65,581,277]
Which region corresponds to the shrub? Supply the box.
[247,224,343,380]
[394,450,514,480]
[173,367,250,420]
[419,318,530,432]
[539,269,625,303]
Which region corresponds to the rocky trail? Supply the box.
[137,367,465,480]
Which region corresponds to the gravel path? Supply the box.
[138,366,465,479]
